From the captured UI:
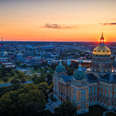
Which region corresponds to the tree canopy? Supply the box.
[0,84,46,116]
[55,101,77,116]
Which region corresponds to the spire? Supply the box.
[59,60,62,65]
[78,64,83,71]
[100,32,104,44]
[78,60,83,71]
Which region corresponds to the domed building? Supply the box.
[73,64,86,80]
[53,34,116,114]
[55,61,66,73]
[92,33,113,73]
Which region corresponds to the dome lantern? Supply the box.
[100,32,104,45]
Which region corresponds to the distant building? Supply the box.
[2,62,15,68]
[53,34,116,114]
[16,52,24,62]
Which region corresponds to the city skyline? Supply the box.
[0,0,116,42]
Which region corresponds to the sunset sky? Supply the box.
[0,0,116,42]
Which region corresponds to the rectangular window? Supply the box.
[77,90,80,102]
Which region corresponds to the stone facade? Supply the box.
[53,34,116,114]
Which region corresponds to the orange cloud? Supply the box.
[43,23,77,29]
[101,22,116,26]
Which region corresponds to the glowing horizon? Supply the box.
[0,0,116,42]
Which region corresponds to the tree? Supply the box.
[54,101,77,116]
[15,71,27,83]
[0,84,46,116]
[32,74,45,84]
[33,65,39,71]
[11,78,21,84]
[38,82,48,93]
[0,65,16,83]
[38,82,49,100]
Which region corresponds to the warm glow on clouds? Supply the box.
[0,0,116,41]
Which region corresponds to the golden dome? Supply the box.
[93,45,111,55]
[93,33,111,56]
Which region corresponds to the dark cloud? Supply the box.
[43,23,76,29]
[102,23,116,26]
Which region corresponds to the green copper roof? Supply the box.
[73,65,86,80]
[56,61,66,73]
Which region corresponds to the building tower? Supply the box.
[92,33,112,73]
